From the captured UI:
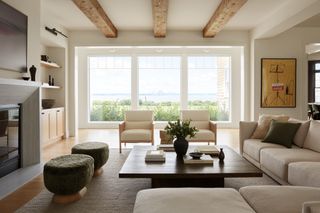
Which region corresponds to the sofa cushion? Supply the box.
[125,121,152,130]
[251,114,289,139]
[243,139,286,162]
[262,120,301,148]
[240,186,320,213]
[304,120,320,152]
[302,201,320,213]
[121,129,152,141]
[288,162,320,187]
[288,119,311,147]
[134,188,255,213]
[186,129,215,141]
[260,148,320,181]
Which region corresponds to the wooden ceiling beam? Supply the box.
[203,0,247,38]
[152,0,169,38]
[72,0,117,38]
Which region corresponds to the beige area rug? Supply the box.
[17,148,278,213]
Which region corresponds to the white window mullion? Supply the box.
[131,55,138,110]
[181,54,188,110]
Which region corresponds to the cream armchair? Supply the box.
[180,110,217,144]
[119,110,154,153]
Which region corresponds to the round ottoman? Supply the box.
[72,142,109,176]
[44,154,94,204]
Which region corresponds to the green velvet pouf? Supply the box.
[44,154,94,195]
[71,142,109,170]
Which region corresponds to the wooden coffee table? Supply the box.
[119,145,262,188]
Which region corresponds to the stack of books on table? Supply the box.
[145,150,166,162]
[157,144,175,152]
[183,155,214,165]
[194,145,220,155]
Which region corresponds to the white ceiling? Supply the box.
[42,0,292,31]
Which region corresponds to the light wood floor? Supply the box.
[0,128,239,212]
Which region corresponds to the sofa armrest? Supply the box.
[209,121,217,142]
[302,201,320,213]
[239,121,257,155]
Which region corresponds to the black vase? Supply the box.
[29,65,37,81]
[174,137,188,156]
[218,148,225,161]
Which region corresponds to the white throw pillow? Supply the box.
[303,120,320,153]
[288,118,311,147]
[251,114,289,139]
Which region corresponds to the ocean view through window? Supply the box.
[89,56,131,121]
[138,56,181,121]
[188,56,230,121]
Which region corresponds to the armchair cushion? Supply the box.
[181,110,209,121]
[186,129,215,141]
[121,129,152,141]
[125,121,152,130]
[125,110,153,121]
[190,121,209,129]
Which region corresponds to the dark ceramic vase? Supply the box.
[174,137,188,156]
[29,65,37,81]
[218,148,225,161]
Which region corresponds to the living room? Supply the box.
[0,0,320,212]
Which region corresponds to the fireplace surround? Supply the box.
[0,105,20,178]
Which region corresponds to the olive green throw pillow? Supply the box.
[262,120,301,148]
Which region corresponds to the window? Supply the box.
[315,65,320,102]
[188,56,231,121]
[138,56,181,121]
[89,56,131,121]
[309,61,320,103]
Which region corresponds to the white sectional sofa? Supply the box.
[240,119,320,186]
[133,119,320,213]
[134,186,320,213]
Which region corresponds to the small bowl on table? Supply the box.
[189,152,203,160]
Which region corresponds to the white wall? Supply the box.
[252,27,320,120]
[68,30,251,135]
[0,0,40,80]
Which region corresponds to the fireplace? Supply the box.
[0,105,20,178]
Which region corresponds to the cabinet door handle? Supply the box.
[57,110,60,112]
[41,112,45,115]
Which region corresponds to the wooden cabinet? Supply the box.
[41,107,64,145]
[56,108,64,137]
[41,111,50,143]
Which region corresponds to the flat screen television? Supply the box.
[0,1,27,72]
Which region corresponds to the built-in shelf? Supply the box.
[40,60,61,68]
[41,85,60,89]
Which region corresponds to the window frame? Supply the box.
[77,47,243,129]
[308,60,320,103]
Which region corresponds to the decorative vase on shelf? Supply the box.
[173,137,189,156]
[218,148,225,161]
[29,65,37,81]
